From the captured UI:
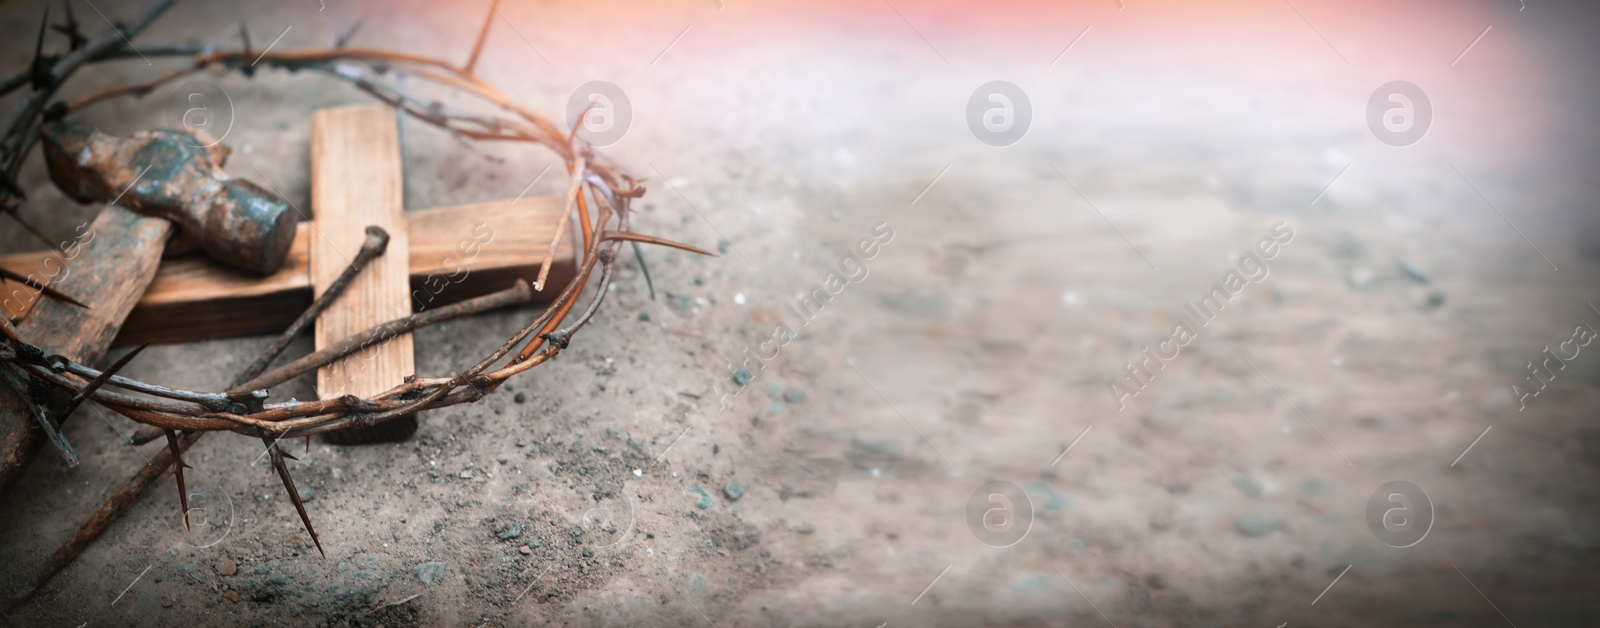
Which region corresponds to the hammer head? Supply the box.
[42,121,298,275]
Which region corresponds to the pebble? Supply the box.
[1234,475,1265,498]
[766,381,781,394]
[689,485,714,510]
[723,481,745,501]
[296,483,315,503]
[222,590,239,603]
[638,311,650,321]
[717,239,731,254]
[514,392,526,404]
[1234,512,1286,537]
[1398,260,1430,284]
[518,545,532,555]
[1424,290,1446,309]
[783,388,806,403]
[734,293,746,305]
[499,522,523,540]
[215,558,238,576]
[414,562,448,585]
[732,368,753,386]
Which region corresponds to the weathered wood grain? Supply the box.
[309,104,413,403]
[0,205,171,495]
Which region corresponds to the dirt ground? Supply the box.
[3,0,1600,625]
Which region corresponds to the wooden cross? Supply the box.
[3,104,574,445]
[307,104,415,440]
[0,104,574,349]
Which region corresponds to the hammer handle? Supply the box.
[0,205,170,496]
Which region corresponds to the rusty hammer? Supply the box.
[41,120,298,275]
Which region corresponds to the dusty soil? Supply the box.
[3,0,1600,626]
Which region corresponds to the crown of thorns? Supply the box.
[0,0,709,571]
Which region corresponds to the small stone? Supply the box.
[514,392,526,404]
[689,485,714,510]
[459,470,473,480]
[414,562,448,585]
[731,368,753,387]
[1234,475,1265,498]
[717,239,731,254]
[1235,512,1286,537]
[499,522,523,540]
[518,545,532,555]
[723,481,745,501]
[783,388,806,403]
[1424,290,1446,309]
[582,548,594,558]
[162,599,174,608]
[765,381,781,394]
[1398,260,1430,284]
[222,590,239,603]
[215,559,237,576]
[295,483,314,503]
[674,294,693,312]
[638,311,650,321]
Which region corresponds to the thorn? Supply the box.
[53,0,86,50]
[601,230,718,257]
[31,8,54,89]
[0,264,90,310]
[56,344,146,424]
[333,16,366,49]
[261,434,323,558]
[165,430,190,530]
[5,213,63,254]
[463,0,499,74]
[630,240,656,300]
[239,22,254,76]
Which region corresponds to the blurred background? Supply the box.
[2,0,1598,625]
